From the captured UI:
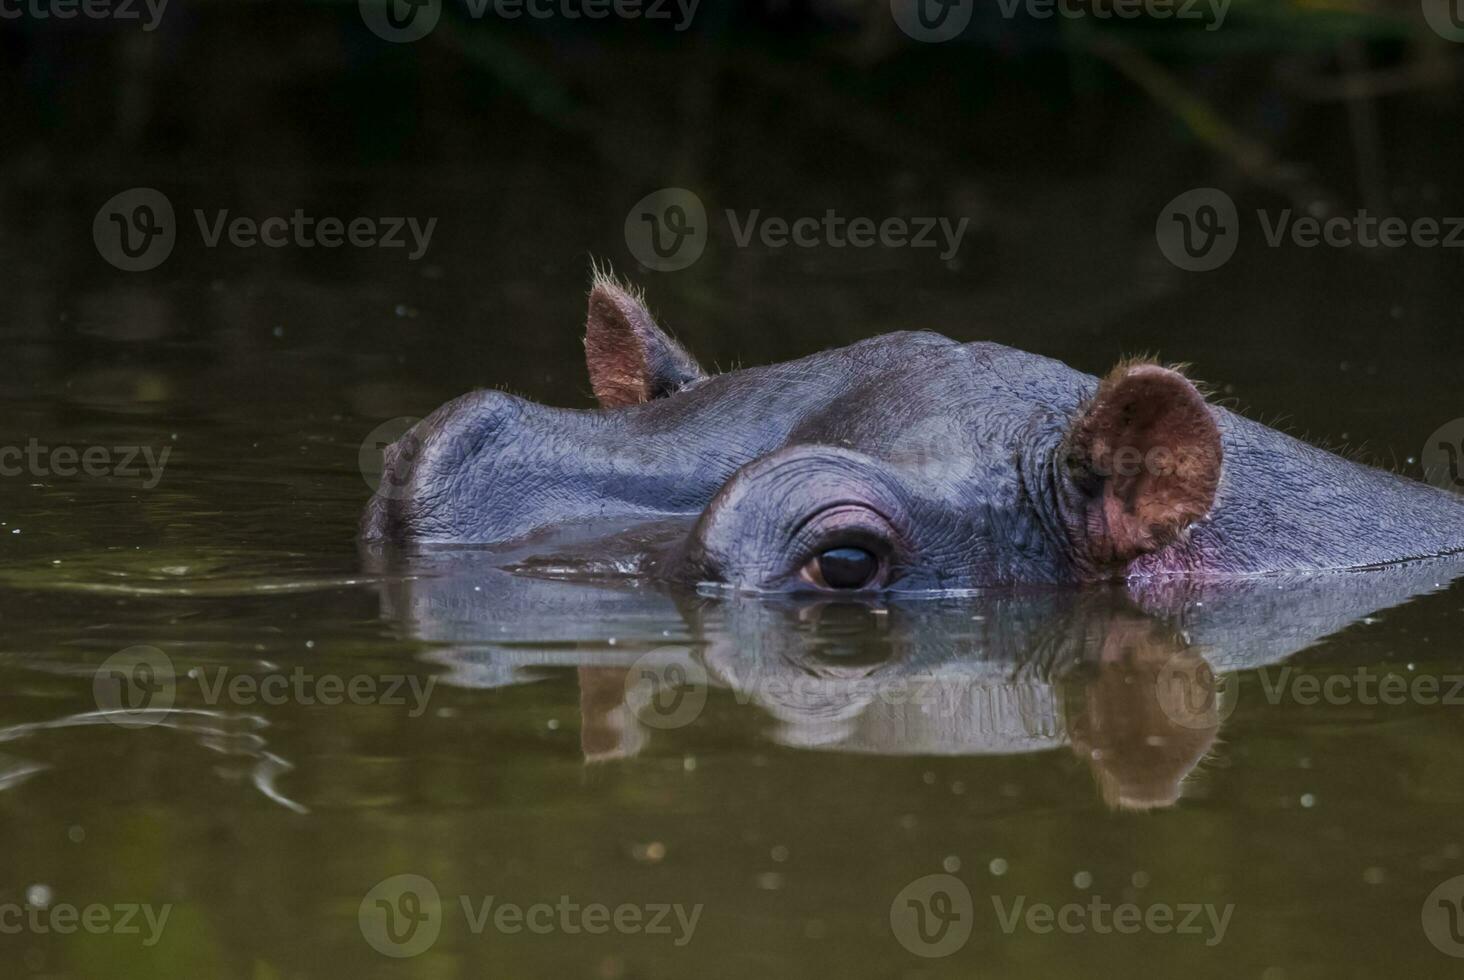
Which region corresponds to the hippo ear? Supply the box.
[1063,362,1223,565]
[584,273,707,408]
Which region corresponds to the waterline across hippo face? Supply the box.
[360,272,1464,593]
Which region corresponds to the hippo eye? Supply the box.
[802,546,881,591]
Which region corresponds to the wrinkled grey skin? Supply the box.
[361,277,1464,592]
[365,537,1464,809]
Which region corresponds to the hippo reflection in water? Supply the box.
[363,271,1464,591]
[364,541,1463,811]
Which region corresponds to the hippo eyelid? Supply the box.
[787,500,899,542]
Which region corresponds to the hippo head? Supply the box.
[361,272,1224,593]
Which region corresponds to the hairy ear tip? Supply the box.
[586,285,622,321]
[1102,360,1187,391]
[1100,359,1215,407]
[587,263,644,307]
[586,274,655,348]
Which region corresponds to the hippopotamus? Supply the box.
[360,271,1464,593]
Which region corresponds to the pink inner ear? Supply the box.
[584,283,656,408]
[583,275,706,409]
[1077,364,1223,563]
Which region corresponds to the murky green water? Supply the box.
[7,9,1464,978]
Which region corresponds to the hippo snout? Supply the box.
[361,388,526,542]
